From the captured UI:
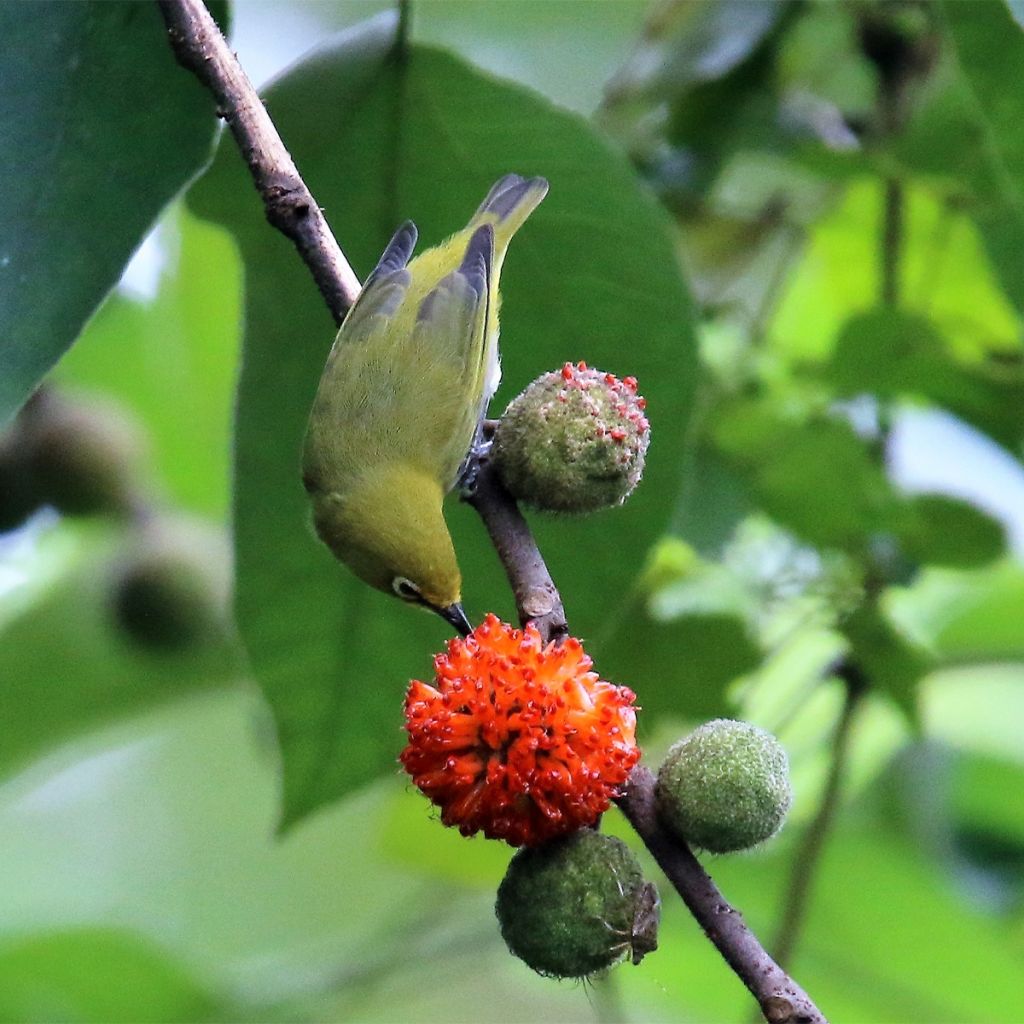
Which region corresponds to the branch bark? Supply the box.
[156,4,826,1020]
[156,0,361,323]
[617,766,826,1024]
[464,456,568,644]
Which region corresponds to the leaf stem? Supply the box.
[881,178,903,308]
[770,662,866,969]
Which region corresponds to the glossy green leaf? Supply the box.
[189,18,698,826]
[0,2,227,426]
[0,929,225,1024]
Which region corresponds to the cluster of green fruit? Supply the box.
[496,720,792,979]
[0,390,222,651]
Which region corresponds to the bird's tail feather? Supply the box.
[470,174,548,254]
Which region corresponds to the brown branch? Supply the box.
[616,767,826,1024]
[464,456,568,644]
[156,0,361,324]
[156,4,825,1019]
[770,663,866,969]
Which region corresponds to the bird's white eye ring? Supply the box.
[392,576,422,602]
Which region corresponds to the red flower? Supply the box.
[400,614,641,847]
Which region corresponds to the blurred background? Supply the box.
[1,1,1023,1021]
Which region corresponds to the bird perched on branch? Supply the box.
[302,173,548,635]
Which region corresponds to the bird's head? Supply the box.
[308,464,471,635]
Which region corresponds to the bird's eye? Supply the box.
[392,576,422,602]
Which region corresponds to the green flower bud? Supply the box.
[656,719,792,854]
[493,362,649,514]
[112,525,225,650]
[23,391,144,519]
[496,829,659,978]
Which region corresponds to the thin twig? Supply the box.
[155,4,825,1019]
[881,178,903,308]
[464,456,568,644]
[156,0,361,323]
[770,663,866,971]
[616,767,826,1024]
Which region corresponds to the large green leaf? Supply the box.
[189,19,698,826]
[0,2,226,426]
[711,399,896,551]
[889,561,1024,663]
[829,309,1024,455]
[0,929,226,1024]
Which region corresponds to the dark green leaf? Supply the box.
[600,604,760,723]
[712,399,895,550]
[189,20,698,826]
[0,2,226,425]
[841,603,934,721]
[895,494,1006,569]
[830,309,1024,452]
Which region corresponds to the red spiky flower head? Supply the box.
[400,614,640,847]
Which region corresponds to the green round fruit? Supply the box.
[26,391,143,518]
[496,829,659,978]
[493,362,649,514]
[0,431,40,532]
[656,719,792,854]
[111,527,224,650]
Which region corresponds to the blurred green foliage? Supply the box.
[1,0,1023,1021]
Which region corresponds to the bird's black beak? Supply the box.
[439,602,473,637]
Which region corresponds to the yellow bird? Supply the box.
[302,174,548,635]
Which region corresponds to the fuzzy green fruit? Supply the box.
[496,829,659,978]
[25,391,143,518]
[493,362,649,514]
[656,719,792,853]
[112,526,225,650]
[0,430,40,532]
